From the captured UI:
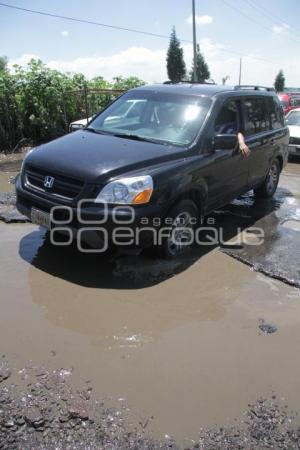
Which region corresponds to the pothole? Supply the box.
[281,219,300,231]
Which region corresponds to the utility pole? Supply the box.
[192,0,197,82]
[238,58,242,85]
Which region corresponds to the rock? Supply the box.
[258,319,278,334]
[0,192,16,206]
[59,415,69,423]
[16,418,25,426]
[24,407,44,428]
[68,402,89,420]
[0,206,29,224]
[4,420,14,428]
[0,361,11,383]
[0,192,29,224]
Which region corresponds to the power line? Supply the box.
[221,0,300,45]
[243,0,300,37]
[0,2,192,43]
[0,1,281,68]
[220,0,273,32]
[244,0,300,39]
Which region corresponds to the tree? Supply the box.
[0,56,8,72]
[166,27,186,82]
[189,44,210,83]
[274,70,285,92]
[112,76,145,90]
[0,57,147,152]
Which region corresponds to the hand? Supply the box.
[237,133,251,158]
[239,142,251,158]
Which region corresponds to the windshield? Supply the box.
[87,91,212,146]
[286,111,300,126]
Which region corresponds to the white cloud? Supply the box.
[186,15,213,26]
[47,46,168,81]
[8,41,300,86]
[272,23,289,34]
[45,40,224,82]
[61,30,69,37]
[8,53,39,68]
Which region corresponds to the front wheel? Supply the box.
[157,199,199,259]
[254,159,280,198]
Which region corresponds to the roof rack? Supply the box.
[163,80,216,85]
[234,85,275,92]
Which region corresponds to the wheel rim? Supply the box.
[266,163,278,193]
[167,211,194,256]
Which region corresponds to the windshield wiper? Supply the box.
[85,128,107,135]
[111,132,162,144]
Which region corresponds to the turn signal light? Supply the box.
[132,188,153,204]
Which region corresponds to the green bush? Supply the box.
[0,59,145,152]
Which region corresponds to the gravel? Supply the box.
[0,359,300,449]
[0,359,11,383]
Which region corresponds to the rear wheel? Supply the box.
[157,199,199,259]
[254,159,280,198]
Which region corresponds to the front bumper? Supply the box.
[16,176,166,249]
[288,144,300,156]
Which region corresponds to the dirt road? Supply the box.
[0,156,300,446]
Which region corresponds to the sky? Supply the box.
[0,0,300,86]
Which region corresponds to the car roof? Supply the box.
[131,83,276,98]
[279,92,300,96]
[286,108,300,114]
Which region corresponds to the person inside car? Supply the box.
[215,103,250,158]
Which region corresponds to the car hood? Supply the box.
[288,125,300,138]
[25,130,185,183]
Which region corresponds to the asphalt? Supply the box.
[220,161,300,287]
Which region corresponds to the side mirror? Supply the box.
[213,134,237,150]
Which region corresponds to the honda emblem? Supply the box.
[44,176,55,188]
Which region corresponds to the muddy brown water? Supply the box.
[0,154,22,192]
[0,157,300,445]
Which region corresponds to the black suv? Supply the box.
[16,83,289,257]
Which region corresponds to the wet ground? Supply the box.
[0,155,300,447]
[221,161,300,287]
[2,362,300,450]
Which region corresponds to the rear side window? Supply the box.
[266,97,285,129]
[244,97,269,135]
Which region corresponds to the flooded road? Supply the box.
[0,158,300,444]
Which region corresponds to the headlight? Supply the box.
[95,175,153,205]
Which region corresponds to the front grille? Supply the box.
[290,137,300,145]
[24,164,84,200]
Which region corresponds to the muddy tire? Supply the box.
[156,199,199,259]
[254,159,280,199]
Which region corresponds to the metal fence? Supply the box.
[62,88,126,129]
